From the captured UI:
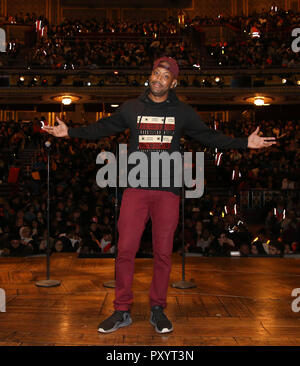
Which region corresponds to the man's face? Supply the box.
[240,244,250,255]
[11,240,20,248]
[269,245,279,255]
[55,241,63,252]
[251,245,258,255]
[149,63,176,97]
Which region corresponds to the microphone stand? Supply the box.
[172,144,196,289]
[36,141,61,288]
[103,143,119,288]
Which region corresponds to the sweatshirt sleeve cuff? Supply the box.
[241,137,249,149]
[68,127,74,138]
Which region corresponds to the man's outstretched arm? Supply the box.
[184,105,276,150]
[42,103,128,140]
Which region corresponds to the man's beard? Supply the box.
[149,82,168,97]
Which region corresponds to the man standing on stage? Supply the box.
[42,56,276,334]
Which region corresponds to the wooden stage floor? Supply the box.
[1,253,300,346]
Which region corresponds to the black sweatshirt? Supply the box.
[68,88,248,196]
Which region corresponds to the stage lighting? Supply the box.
[53,95,80,104]
[29,76,38,87]
[214,76,224,87]
[86,81,92,86]
[62,97,72,105]
[17,76,25,86]
[254,97,265,106]
[111,104,119,108]
[282,78,287,84]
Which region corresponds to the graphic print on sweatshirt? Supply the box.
[137,115,175,152]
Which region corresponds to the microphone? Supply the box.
[45,141,51,149]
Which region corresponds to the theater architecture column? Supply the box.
[45,0,51,24]
[0,0,6,17]
[285,0,300,11]
[231,0,237,16]
[242,0,248,16]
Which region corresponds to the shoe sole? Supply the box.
[150,318,173,334]
[98,316,132,334]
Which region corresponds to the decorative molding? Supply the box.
[62,7,107,20]
[60,0,194,10]
[231,0,238,16]
[1,0,7,17]
[122,8,168,21]
[6,0,46,17]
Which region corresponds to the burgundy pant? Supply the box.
[113,188,180,311]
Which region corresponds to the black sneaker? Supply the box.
[150,305,173,334]
[98,310,132,333]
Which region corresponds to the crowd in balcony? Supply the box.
[206,7,300,68]
[4,12,48,25]
[0,113,299,258]
[2,6,300,69]
[26,37,198,70]
[25,15,198,69]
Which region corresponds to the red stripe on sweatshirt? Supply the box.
[139,142,171,150]
[139,123,175,130]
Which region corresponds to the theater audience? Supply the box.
[0,111,299,258]
[3,8,300,69]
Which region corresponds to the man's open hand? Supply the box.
[247,126,277,149]
[42,116,69,137]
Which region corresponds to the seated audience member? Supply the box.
[52,239,64,253]
[89,221,102,242]
[283,243,292,255]
[100,230,114,254]
[7,234,34,257]
[208,231,236,256]
[19,225,37,253]
[186,227,214,254]
[37,239,47,254]
[250,241,268,255]
[239,242,250,257]
[64,227,81,251]
[268,240,282,256]
[57,232,74,252]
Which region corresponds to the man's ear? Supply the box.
[172,79,177,88]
